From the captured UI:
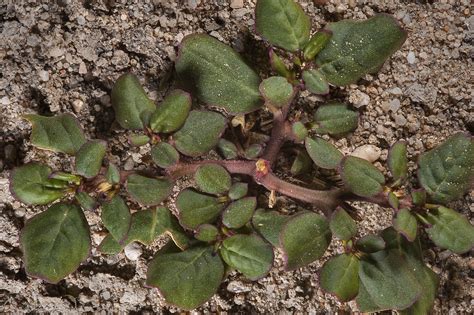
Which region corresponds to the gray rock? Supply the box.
[227,280,251,293]
[394,113,407,126]
[230,0,244,9]
[72,99,84,113]
[389,99,401,112]
[407,51,416,64]
[349,90,370,108]
[38,70,50,82]
[351,144,381,162]
[124,243,142,261]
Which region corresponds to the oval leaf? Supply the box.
[195,224,219,242]
[101,195,131,243]
[111,73,156,130]
[146,244,224,310]
[330,207,357,241]
[316,14,407,86]
[222,197,256,229]
[393,208,417,242]
[355,234,386,253]
[255,0,311,52]
[176,189,225,229]
[195,164,231,195]
[228,182,248,200]
[176,34,262,114]
[150,89,191,133]
[220,234,274,280]
[105,163,120,185]
[75,140,107,178]
[417,133,473,204]
[218,138,238,159]
[340,156,385,198]
[303,30,332,61]
[126,174,173,206]
[280,212,331,270]
[24,113,86,155]
[388,141,408,182]
[259,76,294,108]
[320,254,359,301]
[424,206,474,254]
[174,110,227,157]
[151,142,180,169]
[21,203,90,283]
[313,103,358,136]
[252,209,289,247]
[302,69,329,95]
[290,149,312,175]
[305,136,343,170]
[10,163,67,205]
[75,192,97,211]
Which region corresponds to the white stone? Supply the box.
[407,51,416,64]
[389,99,401,112]
[230,0,244,9]
[72,99,84,113]
[78,62,87,74]
[38,70,49,82]
[351,145,381,163]
[349,90,370,108]
[124,243,142,261]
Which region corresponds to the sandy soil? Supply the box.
[0,0,473,313]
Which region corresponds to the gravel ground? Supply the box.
[1,0,473,313]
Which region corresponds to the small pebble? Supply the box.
[38,70,50,82]
[227,280,251,293]
[124,243,142,261]
[394,114,407,126]
[349,90,370,108]
[351,144,381,162]
[123,157,135,171]
[14,208,26,218]
[389,99,401,112]
[407,51,416,64]
[230,0,244,9]
[72,99,84,113]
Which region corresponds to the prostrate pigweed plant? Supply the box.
[11,0,473,312]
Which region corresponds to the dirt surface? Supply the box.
[1,0,473,313]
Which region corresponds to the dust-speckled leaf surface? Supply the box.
[320,254,359,301]
[393,208,417,242]
[195,224,219,242]
[24,114,86,155]
[330,207,357,241]
[176,189,225,229]
[75,192,97,211]
[174,110,227,157]
[98,234,123,255]
[218,138,238,159]
[388,141,408,182]
[292,122,308,142]
[303,30,332,60]
[75,140,107,178]
[146,244,224,310]
[340,156,385,197]
[228,182,248,200]
[255,0,311,52]
[302,69,329,95]
[150,89,191,133]
[21,203,90,283]
[417,133,473,204]
[316,14,407,86]
[156,207,190,250]
[411,189,426,206]
[195,164,231,195]
[126,174,173,206]
[220,234,273,280]
[424,206,474,254]
[252,209,289,247]
[101,195,131,243]
[105,163,120,185]
[259,76,294,108]
[280,212,331,270]
[222,197,256,229]
[355,234,386,253]
[291,149,312,175]
[305,137,343,169]
[176,34,262,114]
[129,134,150,147]
[313,103,358,136]
[151,142,179,169]
[111,73,156,130]
[11,163,67,205]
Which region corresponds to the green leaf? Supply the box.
[303,30,332,61]
[302,69,329,95]
[75,192,97,211]
[218,139,238,159]
[220,234,274,280]
[195,224,219,242]
[10,163,67,205]
[126,208,163,245]
[305,136,343,169]
[355,234,385,253]
[316,14,407,86]
[174,110,227,157]
[411,189,426,207]
[176,189,225,229]
[156,206,190,250]
[388,191,399,210]
[228,182,248,200]
[24,113,86,155]
[128,134,150,147]
[49,172,81,184]
[393,208,417,242]
[105,163,120,185]
[320,254,359,301]
[126,174,173,206]
[146,244,224,310]
[424,206,474,254]
[244,144,263,159]
[195,164,231,195]
[399,267,439,315]
[356,250,422,312]
[388,141,408,182]
[149,89,191,133]
[222,197,256,229]
[176,34,262,114]
[313,103,358,136]
[280,212,331,270]
[98,234,123,255]
[21,203,90,283]
[269,49,292,79]
[255,0,311,52]
[330,207,357,241]
[75,140,107,178]
[291,122,308,142]
[151,142,179,169]
[290,149,312,175]
[111,73,156,130]
[417,133,473,204]
[252,209,289,247]
[340,156,385,197]
[101,196,131,243]
[259,76,294,108]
